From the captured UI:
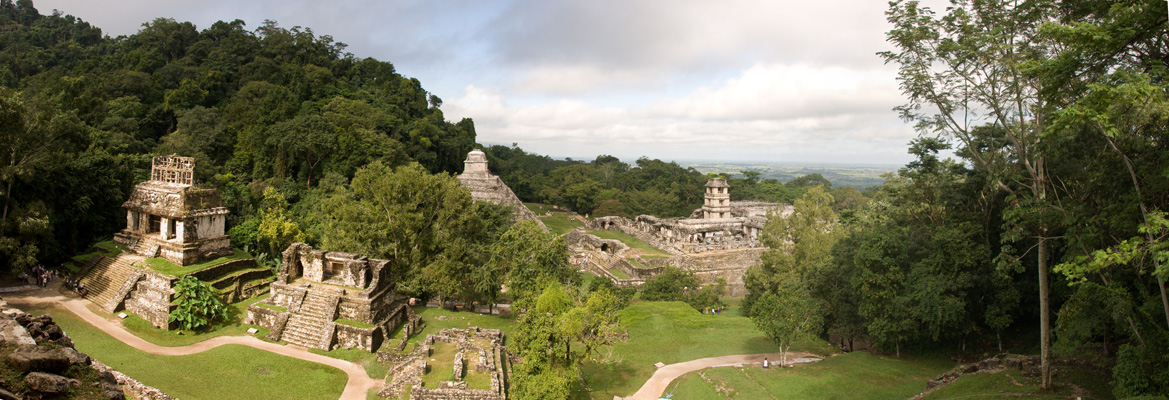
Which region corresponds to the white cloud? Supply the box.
[447,63,916,164]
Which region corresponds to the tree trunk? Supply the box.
[1038,238,1052,390]
[997,331,1003,353]
[1104,134,1169,330]
[0,178,11,235]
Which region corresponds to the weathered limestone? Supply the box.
[114,155,231,266]
[247,243,419,352]
[0,298,135,400]
[456,149,546,228]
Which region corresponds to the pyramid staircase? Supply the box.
[77,254,145,312]
[278,290,338,350]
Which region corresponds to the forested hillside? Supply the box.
[0,0,853,272]
[0,0,486,269]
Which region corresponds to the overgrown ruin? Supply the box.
[247,243,422,352]
[78,155,270,329]
[378,327,510,400]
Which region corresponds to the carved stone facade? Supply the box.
[456,149,546,228]
[247,243,420,352]
[114,155,231,266]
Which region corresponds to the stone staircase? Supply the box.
[77,254,144,312]
[278,290,336,350]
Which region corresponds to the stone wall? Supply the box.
[247,305,286,330]
[123,271,175,329]
[565,229,629,255]
[334,322,380,352]
[412,387,502,400]
[664,249,763,297]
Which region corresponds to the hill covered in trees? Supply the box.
[0,0,856,271]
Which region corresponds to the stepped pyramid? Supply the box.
[77,254,145,312]
[456,149,545,228]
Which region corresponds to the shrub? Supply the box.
[169,276,228,331]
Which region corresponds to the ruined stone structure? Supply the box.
[702,178,732,219]
[587,178,791,254]
[456,149,546,228]
[247,243,421,352]
[573,178,791,296]
[114,155,231,266]
[77,156,268,329]
[378,327,509,400]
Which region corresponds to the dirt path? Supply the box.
[5,285,381,400]
[622,352,820,400]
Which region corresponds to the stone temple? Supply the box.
[78,155,272,329]
[573,177,793,296]
[114,155,231,265]
[456,149,546,228]
[247,243,421,352]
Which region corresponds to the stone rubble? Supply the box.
[0,298,149,400]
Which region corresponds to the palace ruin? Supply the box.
[572,177,792,296]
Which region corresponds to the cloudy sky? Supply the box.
[34,0,922,166]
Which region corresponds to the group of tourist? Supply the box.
[703,306,722,315]
[21,265,57,288]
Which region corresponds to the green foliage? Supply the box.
[751,287,823,365]
[511,282,626,398]
[256,187,305,257]
[744,185,842,316]
[492,220,572,309]
[169,275,228,331]
[639,267,723,310]
[1112,343,1169,398]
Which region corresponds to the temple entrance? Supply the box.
[149,215,161,233]
[325,261,344,280]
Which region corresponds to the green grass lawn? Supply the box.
[587,230,671,257]
[421,342,457,387]
[118,293,268,346]
[145,248,252,277]
[540,213,585,235]
[20,304,347,400]
[524,203,557,215]
[608,268,631,279]
[667,351,952,400]
[578,300,837,399]
[389,307,517,348]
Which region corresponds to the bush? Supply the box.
[169,276,228,331]
[640,267,723,310]
[1112,342,1169,398]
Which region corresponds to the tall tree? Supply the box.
[882,0,1059,386]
